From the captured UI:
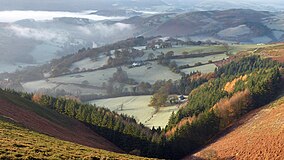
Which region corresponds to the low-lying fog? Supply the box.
[0,10,134,73]
[0,10,125,22]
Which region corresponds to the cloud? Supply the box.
[114,23,133,30]
[0,10,125,23]
[76,26,92,35]
[71,23,135,42]
[6,21,134,43]
[90,23,134,38]
[1,21,134,67]
[6,25,69,42]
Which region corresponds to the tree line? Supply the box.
[165,55,281,158]
[4,55,282,159]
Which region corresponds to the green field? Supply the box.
[227,44,278,54]
[181,64,217,74]
[144,45,228,56]
[174,54,228,66]
[144,44,277,57]
[0,117,152,160]
[90,95,179,128]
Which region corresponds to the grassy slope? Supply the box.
[0,89,122,153]
[0,116,153,160]
[0,89,72,127]
[186,96,284,160]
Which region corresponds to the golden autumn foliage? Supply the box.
[32,92,43,103]
[213,89,251,129]
[189,72,215,81]
[223,75,248,93]
[165,115,197,137]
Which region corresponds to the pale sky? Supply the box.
[0,0,283,11]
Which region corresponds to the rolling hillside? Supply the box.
[0,89,122,153]
[186,96,284,160]
[0,116,152,159]
[122,9,284,43]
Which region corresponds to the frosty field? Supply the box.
[122,62,181,83]
[70,56,109,71]
[144,45,228,56]
[181,64,217,74]
[89,95,179,128]
[174,54,228,66]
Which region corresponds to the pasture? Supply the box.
[90,95,179,128]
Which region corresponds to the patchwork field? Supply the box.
[70,56,108,71]
[21,44,281,130]
[174,54,228,66]
[22,61,181,95]
[144,45,228,56]
[50,67,117,87]
[22,80,58,93]
[144,44,274,56]
[181,64,217,74]
[63,44,275,84]
[229,44,280,54]
[122,62,181,83]
[90,95,179,128]
[22,80,107,96]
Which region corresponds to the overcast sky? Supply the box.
[0,0,165,11]
[0,0,283,11]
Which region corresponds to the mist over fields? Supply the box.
[0,0,284,73]
[0,10,134,73]
[0,10,125,22]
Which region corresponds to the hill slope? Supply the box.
[0,116,151,159]
[0,89,122,153]
[122,9,284,43]
[187,96,284,160]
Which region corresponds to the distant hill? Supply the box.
[186,96,284,160]
[0,116,152,159]
[164,0,284,12]
[1,0,284,12]
[0,0,166,11]
[0,89,122,153]
[122,9,284,43]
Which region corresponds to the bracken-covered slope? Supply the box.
[186,96,284,160]
[0,116,152,159]
[0,89,122,153]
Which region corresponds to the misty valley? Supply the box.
[0,0,284,160]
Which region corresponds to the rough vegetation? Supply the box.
[188,96,284,160]
[0,89,121,153]
[0,117,153,160]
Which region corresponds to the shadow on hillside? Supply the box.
[185,155,236,160]
[84,122,165,158]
